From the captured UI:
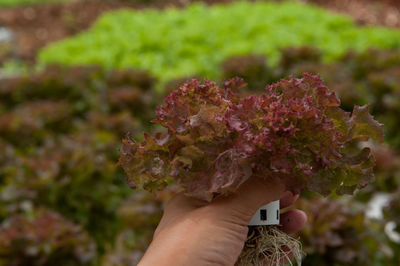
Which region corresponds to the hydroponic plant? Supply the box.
[119,74,383,265]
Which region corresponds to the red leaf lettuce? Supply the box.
[119,74,384,201]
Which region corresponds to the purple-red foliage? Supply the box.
[119,74,384,201]
[0,208,96,265]
[384,189,400,234]
[296,196,384,265]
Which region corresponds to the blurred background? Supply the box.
[1,0,400,265]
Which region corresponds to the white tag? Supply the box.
[248,200,280,226]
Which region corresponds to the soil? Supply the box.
[303,0,400,28]
[0,0,399,65]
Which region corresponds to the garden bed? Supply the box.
[1,0,400,64]
[0,0,230,63]
[1,1,400,265]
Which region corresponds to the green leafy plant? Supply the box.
[39,1,400,86]
[0,0,69,8]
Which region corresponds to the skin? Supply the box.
[139,178,307,266]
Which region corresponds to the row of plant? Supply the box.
[0,208,96,265]
[1,46,400,265]
[0,0,188,8]
[0,0,69,7]
[38,1,400,85]
[0,66,160,265]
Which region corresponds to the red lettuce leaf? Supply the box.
[119,74,384,200]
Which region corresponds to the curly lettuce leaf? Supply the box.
[119,74,384,200]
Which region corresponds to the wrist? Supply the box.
[139,209,248,266]
[139,217,211,266]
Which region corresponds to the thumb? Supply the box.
[212,176,286,222]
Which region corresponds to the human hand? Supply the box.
[138,178,307,266]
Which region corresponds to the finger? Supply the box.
[280,191,299,209]
[280,209,307,235]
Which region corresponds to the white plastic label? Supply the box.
[248,200,280,226]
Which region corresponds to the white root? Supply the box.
[237,226,303,266]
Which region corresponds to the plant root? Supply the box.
[237,226,303,266]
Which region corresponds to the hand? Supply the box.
[138,178,307,266]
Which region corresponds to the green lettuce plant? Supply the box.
[38,1,400,86]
